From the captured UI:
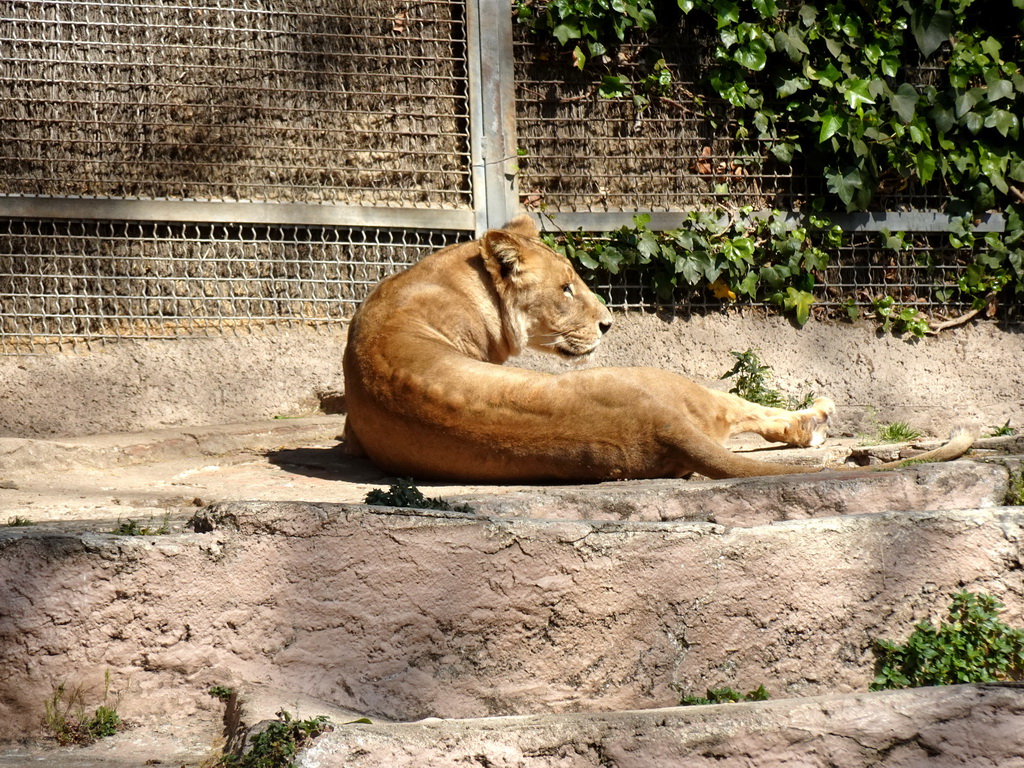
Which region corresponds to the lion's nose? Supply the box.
[598,319,613,335]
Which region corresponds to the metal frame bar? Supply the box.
[0,196,475,230]
[466,0,518,236]
[531,210,1007,234]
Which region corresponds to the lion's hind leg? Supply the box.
[717,392,835,448]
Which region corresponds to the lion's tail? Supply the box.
[853,426,978,471]
[679,425,977,479]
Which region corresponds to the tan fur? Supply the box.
[342,217,973,482]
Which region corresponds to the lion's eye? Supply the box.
[562,283,574,297]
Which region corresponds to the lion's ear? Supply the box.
[481,230,528,286]
[502,214,539,238]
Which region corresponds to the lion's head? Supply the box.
[480,216,613,359]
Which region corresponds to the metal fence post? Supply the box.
[467,0,519,236]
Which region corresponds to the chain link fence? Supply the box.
[589,234,986,316]
[0,1,1009,353]
[513,22,953,215]
[0,219,459,349]
[0,0,471,206]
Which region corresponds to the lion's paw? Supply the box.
[801,396,835,448]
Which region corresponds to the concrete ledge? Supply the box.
[454,460,1011,526]
[0,416,344,474]
[1,503,1021,737]
[302,684,1024,768]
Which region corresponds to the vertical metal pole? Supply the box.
[467,0,519,237]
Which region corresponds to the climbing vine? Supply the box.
[517,0,1024,326]
[544,208,836,325]
[543,207,1007,333]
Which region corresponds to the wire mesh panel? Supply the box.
[513,25,951,215]
[514,24,803,214]
[0,219,465,352]
[587,233,993,316]
[0,0,471,206]
[0,2,1009,354]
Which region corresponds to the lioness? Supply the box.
[343,216,972,481]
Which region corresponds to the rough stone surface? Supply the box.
[0,417,344,474]
[300,684,1024,768]
[1,501,1021,740]
[1,411,1022,766]
[455,460,1011,525]
[2,315,1022,439]
[2,414,1017,530]
[0,329,347,438]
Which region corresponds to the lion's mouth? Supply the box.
[556,341,599,359]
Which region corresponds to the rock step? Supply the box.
[300,684,1024,768]
[455,459,1013,525]
[0,416,344,474]
[2,500,1021,740]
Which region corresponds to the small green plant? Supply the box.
[7,515,33,526]
[988,420,1016,437]
[681,684,770,706]
[111,513,171,536]
[1008,469,1024,506]
[876,422,922,444]
[44,672,124,746]
[208,685,237,702]
[871,591,1024,691]
[364,479,474,514]
[721,349,814,410]
[217,711,332,768]
[870,297,932,339]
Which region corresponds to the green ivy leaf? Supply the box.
[678,255,705,285]
[825,167,866,208]
[980,36,1002,59]
[773,27,809,61]
[783,287,814,325]
[798,4,817,26]
[988,109,1019,138]
[910,7,953,58]
[814,62,842,86]
[599,245,626,273]
[599,75,632,99]
[986,77,1014,104]
[735,40,768,71]
[964,111,984,134]
[930,105,956,134]
[955,89,982,118]
[916,150,938,183]
[552,21,581,46]
[572,45,586,69]
[637,230,660,261]
[818,109,844,143]
[737,271,759,296]
[777,76,809,98]
[842,78,876,109]
[752,0,778,18]
[890,83,919,123]
[574,249,599,270]
[713,0,740,27]
[771,141,796,162]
